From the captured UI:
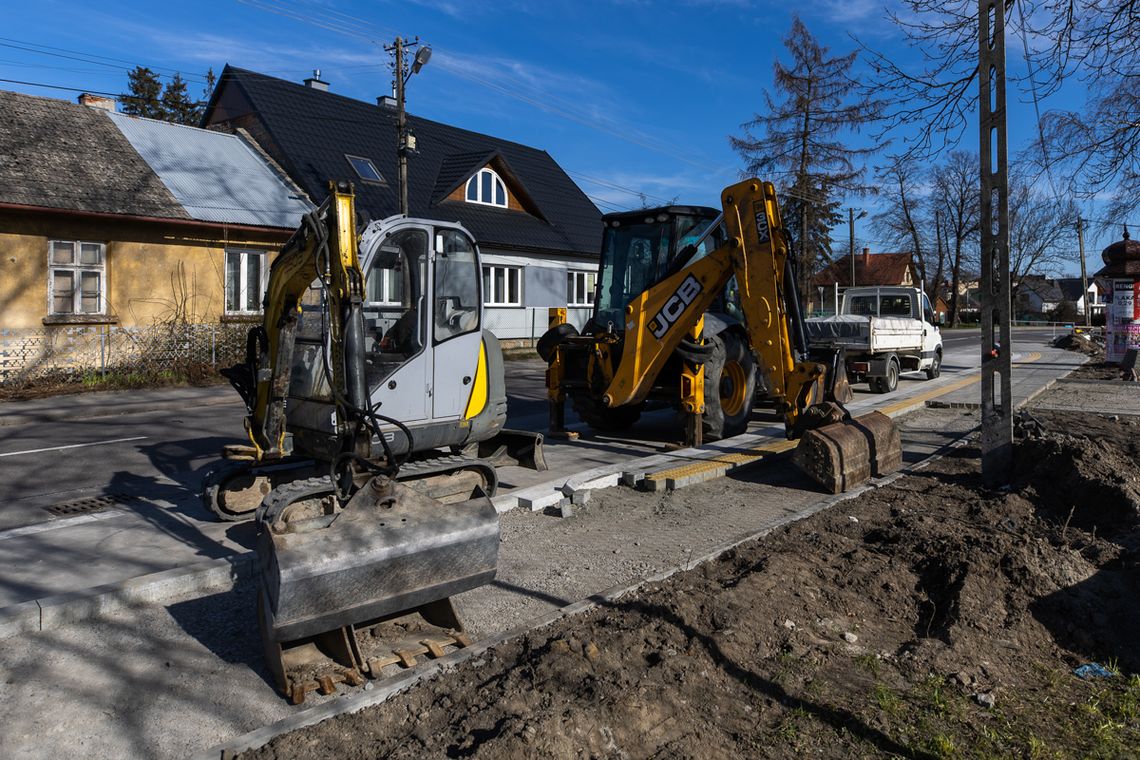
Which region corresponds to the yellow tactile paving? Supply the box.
[642,351,1044,487]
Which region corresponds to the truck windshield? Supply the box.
[595,213,720,330]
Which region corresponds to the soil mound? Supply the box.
[244,412,1140,759]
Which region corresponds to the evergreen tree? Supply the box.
[121,66,165,119]
[161,73,196,125]
[730,17,880,301]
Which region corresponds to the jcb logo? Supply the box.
[754,201,771,244]
[648,275,703,339]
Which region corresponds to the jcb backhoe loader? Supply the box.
[203,182,544,703]
[539,179,901,493]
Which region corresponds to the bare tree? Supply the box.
[863,1,1140,219]
[871,156,931,295]
[730,15,881,300]
[1008,171,1078,292]
[931,151,980,325]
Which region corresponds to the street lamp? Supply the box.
[386,37,431,216]
[849,208,868,287]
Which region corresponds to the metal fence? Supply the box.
[0,323,253,386]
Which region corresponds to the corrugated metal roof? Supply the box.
[106,111,311,229]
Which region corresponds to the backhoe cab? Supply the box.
[540,179,901,493]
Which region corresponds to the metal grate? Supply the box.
[43,493,136,517]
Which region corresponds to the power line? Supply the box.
[0,38,209,84]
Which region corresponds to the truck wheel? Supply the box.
[570,392,643,432]
[536,323,578,363]
[873,356,900,394]
[924,350,942,380]
[702,332,757,440]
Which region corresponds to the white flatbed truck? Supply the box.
[805,286,943,393]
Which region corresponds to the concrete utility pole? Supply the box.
[1077,215,1090,327]
[978,0,1013,485]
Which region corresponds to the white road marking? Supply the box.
[0,436,149,459]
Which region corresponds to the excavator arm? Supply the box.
[601,179,829,436]
[226,181,367,460]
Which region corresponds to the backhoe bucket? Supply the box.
[257,476,498,703]
[792,411,902,494]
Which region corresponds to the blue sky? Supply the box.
[0,0,1116,272]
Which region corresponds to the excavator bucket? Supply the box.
[257,476,498,703]
[793,411,902,494]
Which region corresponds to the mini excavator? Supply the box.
[539,179,901,493]
[203,182,544,703]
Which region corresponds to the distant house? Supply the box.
[0,89,309,332]
[1054,276,1109,322]
[202,66,602,344]
[1015,275,1064,319]
[810,248,918,313]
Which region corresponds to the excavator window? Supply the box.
[433,229,481,343]
[362,229,428,387]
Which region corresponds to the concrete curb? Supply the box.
[0,553,254,640]
[196,429,976,760]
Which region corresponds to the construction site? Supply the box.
[1,1,1139,759]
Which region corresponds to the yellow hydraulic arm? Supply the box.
[240,181,364,460]
[601,179,827,435]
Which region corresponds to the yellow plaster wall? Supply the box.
[0,211,286,329]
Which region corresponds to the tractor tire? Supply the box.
[536,323,579,363]
[924,349,942,380]
[702,332,757,441]
[570,392,643,432]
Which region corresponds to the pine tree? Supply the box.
[730,16,880,301]
[161,74,196,125]
[121,66,165,119]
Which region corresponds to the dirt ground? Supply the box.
[1053,331,1133,381]
[241,408,1140,760]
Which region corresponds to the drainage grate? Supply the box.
[43,493,136,518]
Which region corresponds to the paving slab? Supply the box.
[1028,378,1140,416]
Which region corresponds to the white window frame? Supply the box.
[482,265,522,307]
[465,167,508,208]
[366,267,403,306]
[49,240,106,315]
[567,270,596,307]
[225,249,268,315]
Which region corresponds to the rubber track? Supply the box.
[256,455,499,527]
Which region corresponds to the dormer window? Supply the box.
[466,167,507,207]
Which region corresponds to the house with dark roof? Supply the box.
[1054,276,1109,322]
[0,89,309,335]
[1015,275,1065,319]
[809,248,919,313]
[201,66,603,343]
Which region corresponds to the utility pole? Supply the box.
[934,208,944,308]
[385,36,431,217]
[978,0,1012,485]
[1077,215,1090,327]
[849,207,856,287]
[393,37,409,216]
[847,207,866,287]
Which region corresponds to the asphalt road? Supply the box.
[0,326,1061,533]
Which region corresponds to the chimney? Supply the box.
[77,93,116,112]
[303,69,329,91]
[377,95,397,109]
[862,246,871,267]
